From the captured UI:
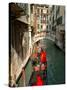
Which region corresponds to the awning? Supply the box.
[17,16,29,25]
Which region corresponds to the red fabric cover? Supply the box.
[36,75,44,86]
[40,51,47,63]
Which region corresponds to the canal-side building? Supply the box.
[9,3,32,86]
[46,6,52,38]
[55,6,65,51]
[47,5,65,51]
[30,4,48,33]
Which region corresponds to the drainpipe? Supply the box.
[39,8,41,32]
[28,4,32,54]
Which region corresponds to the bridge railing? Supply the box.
[32,31,47,44]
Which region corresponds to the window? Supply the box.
[50,17,51,21]
[41,25,42,29]
[56,6,60,16]
[57,6,60,14]
[37,8,39,15]
[49,25,51,29]
[47,26,48,29]
[52,16,54,24]
[38,24,39,29]
[52,26,56,31]
[52,5,54,11]
[41,9,43,14]
[57,16,62,25]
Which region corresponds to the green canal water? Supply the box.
[44,39,65,85]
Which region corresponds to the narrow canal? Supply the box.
[17,38,65,86]
[45,39,65,85]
